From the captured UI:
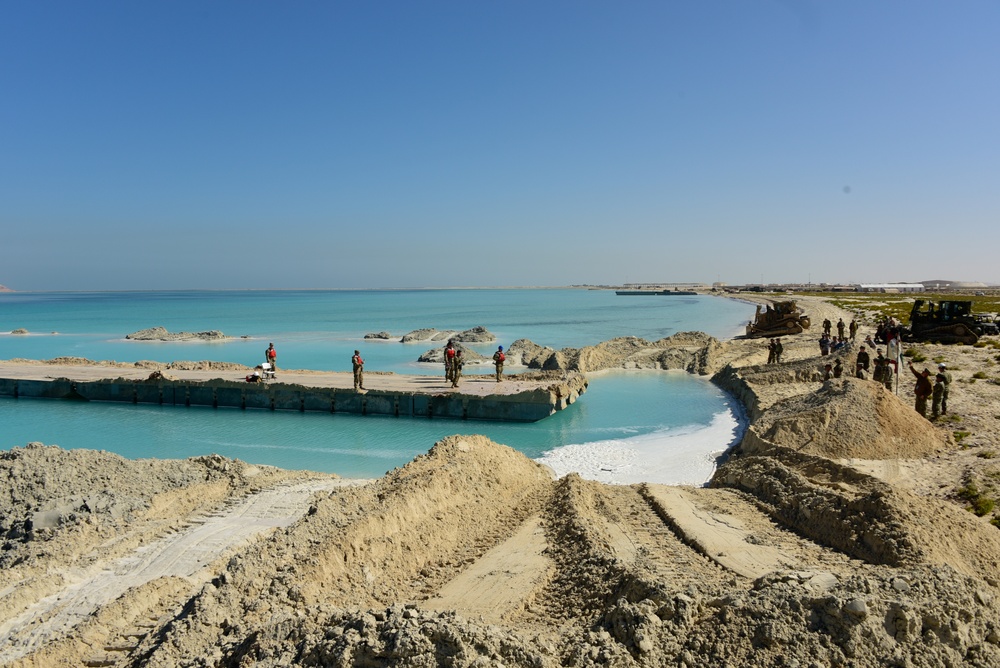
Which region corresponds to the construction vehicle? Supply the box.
[901,300,981,345]
[744,301,811,338]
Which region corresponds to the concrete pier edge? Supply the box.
[0,373,589,423]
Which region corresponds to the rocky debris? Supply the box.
[507,338,562,369]
[10,328,28,335]
[5,357,254,372]
[364,331,393,339]
[164,360,251,371]
[417,343,490,364]
[414,332,726,374]
[211,604,549,667]
[653,565,1000,668]
[400,328,452,343]
[477,332,726,376]
[453,326,495,343]
[401,327,497,344]
[125,326,231,342]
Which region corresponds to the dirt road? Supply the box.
[0,478,369,665]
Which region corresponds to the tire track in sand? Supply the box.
[0,478,366,664]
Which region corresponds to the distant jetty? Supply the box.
[615,289,698,296]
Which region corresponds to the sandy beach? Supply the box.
[2,294,1000,667]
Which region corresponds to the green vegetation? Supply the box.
[957,481,997,517]
[954,431,971,444]
[798,291,1000,326]
[978,450,997,459]
[904,349,927,363]
[973,371,988,379]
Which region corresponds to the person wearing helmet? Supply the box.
[492,345,506,382]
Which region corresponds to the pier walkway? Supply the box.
[0,361,588,422]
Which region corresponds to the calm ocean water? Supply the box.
[0,289,751,484]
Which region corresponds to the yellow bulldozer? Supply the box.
[745,300,811,338]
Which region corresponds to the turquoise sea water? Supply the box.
[0,289,751,484]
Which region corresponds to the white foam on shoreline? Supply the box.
[535,408,745,486]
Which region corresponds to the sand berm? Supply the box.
[2,295,1000,667]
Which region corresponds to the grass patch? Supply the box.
[797,291,1000,331]
[904,349,927,363]
[956,482,997,517]
[973,497,996,517]
[973,371,988,379]
[954,430,972,444]
[978,450,997,459]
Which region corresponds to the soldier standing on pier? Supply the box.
[493,345,505,382]
[352,350,365,391]
[444,339,456,383]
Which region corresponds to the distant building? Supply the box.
[857,283,924,293]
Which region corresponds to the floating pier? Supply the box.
[0,362,588,423]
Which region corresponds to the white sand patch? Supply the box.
[536,409,745,486]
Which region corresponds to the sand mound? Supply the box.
[0,444,265,555]
[667,565,1000,668]
[127,435,555,666]
[751,377,947,459]
[714,447,1000,583]
[4,435,1000,667]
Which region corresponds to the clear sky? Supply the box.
[2,1,999,290]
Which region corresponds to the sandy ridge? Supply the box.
[0,478,367,664]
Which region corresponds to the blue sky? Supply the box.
[2,1,999,290]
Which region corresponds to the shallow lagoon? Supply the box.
[0,289,751,484]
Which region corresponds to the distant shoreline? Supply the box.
[0,286,600,294]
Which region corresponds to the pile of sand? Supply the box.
[2,432,1000,667]
[1,444,260,553]
[750,377,948,459]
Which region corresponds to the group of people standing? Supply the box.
[443,340,464,387]
[844,322,954,422]
[822,317,858,342]
[444,339,506,386]
[254,340,508,392]
[908,361,951,420]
